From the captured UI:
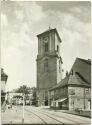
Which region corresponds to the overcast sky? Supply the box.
[1,1,91,91]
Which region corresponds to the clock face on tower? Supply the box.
[43,36,49,43]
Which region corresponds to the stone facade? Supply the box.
[68,72,91,111]
[68,86,91,111]
[36,29,63,106]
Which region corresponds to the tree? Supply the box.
[15,85,30,104]
[15,85,29,94]
[31,88,37,105]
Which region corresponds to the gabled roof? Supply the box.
[37,28,62,43]
[70,58,91,84]
[68,72,90,87]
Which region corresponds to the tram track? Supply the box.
[36,109,81,124]
[25,108,64,124]
[25,107,90,124]
[39,109,90,123]
[24,108,47,124]
[28,108,76,124]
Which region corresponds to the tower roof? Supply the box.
[37,28,62,43]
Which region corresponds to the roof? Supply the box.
[37,28,62,43]
[49,75,69,91]
[70,58,91,84]
[68,72,90,87]
[54,98,67,103]
[49,57,91,91]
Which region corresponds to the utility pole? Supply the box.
[84,87,85,110]
[22,93,25,123]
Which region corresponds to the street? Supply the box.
[1,105,91,125]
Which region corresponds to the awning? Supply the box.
[55,98,67,103]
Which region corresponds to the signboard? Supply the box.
[85,88,89,94]
[69,89,75,95]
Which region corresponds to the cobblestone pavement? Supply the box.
[1,105,91,125]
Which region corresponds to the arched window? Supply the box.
[45,43,48,52]
[43,36,49,52]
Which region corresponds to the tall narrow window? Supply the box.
[59,60,61,73]
[43,36,49,52]
[44,59,48,72]
[45,43,48,52]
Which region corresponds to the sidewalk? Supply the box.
[61,110,91,118]
[1,106,23,124]
[41,106,91,118]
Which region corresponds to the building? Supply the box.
[1,68,8,108]
[49,75,69,109]
[6,91,23,105]
[6,87,36,105]
[49,58,91,111]
[36,28,63,106]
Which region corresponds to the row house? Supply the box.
[49,58,91,111]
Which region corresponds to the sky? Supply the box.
[1,1,92,91]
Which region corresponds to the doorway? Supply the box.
[45,100,48,106]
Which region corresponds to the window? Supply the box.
[85,88,89,94]
[45,43,48,52]
[44,59,48,72]
[59,60,61,73]
[71,100,74,106]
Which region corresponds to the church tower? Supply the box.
[36,28,63,106]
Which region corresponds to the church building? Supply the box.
[36,28,63,106]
